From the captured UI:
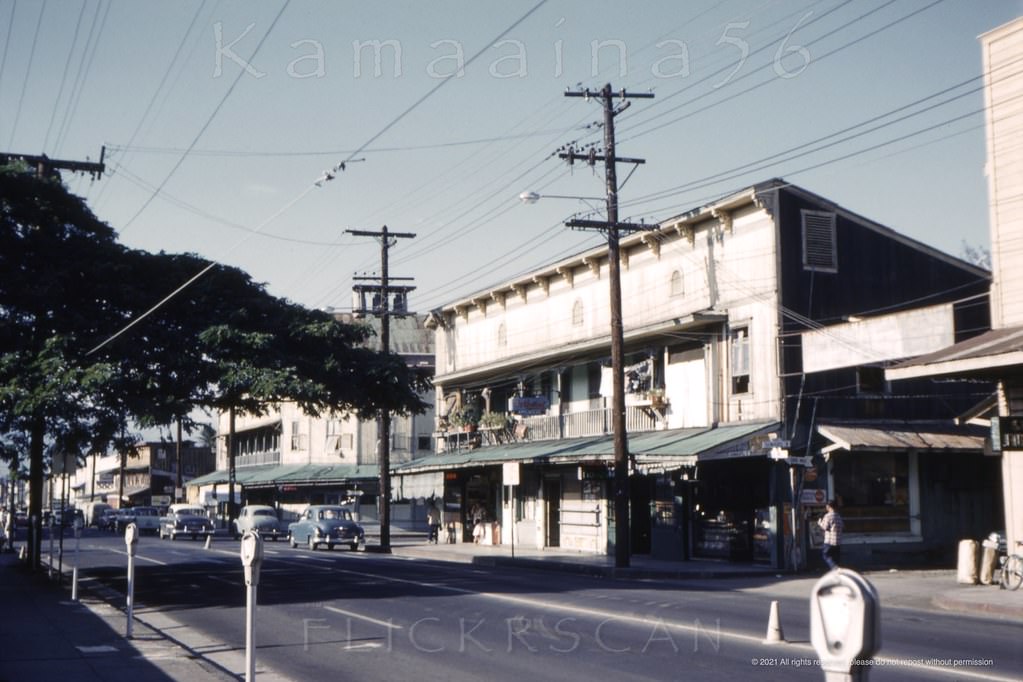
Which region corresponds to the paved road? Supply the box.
[62,531,1023,682]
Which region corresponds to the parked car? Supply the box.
[288,505,364,551]
[97,508,119,531]
[234,505,284,540]
[158,503,214,541]
[129,506,162,535]
[113,508,136,534]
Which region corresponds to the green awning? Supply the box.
[186,463,378,489]
[394,421,781,474]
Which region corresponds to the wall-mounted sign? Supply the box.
[509,395,550,416]
[998,415,1023,451]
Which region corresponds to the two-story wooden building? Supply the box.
[395,179,996,569]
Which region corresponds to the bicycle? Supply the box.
[998,539,1023,591]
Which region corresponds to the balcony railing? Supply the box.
[437,406,658,453]
[235,450,281,468]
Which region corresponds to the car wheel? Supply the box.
[350,542,358,551]
[191,534,198,540]
[289,534,297,549]
[308,535,316,551]
[170,532,176,541]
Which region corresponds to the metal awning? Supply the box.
[393,420,782,475]
[886,325,1023,381]
[186,464,378,489]
[817,422,985,454]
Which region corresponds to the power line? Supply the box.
[6,0,45,149]
[119,0,291,233]
[42,0,88,152]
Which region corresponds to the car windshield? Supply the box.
[177,507,204,516]
[135,508,157,516]
[254,509,275,517]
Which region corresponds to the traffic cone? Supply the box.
[204,534,213,550]
[764,600,785,644]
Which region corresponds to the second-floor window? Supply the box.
[572,299,584,326]
[670,270,684,296]
[730,326,750,394]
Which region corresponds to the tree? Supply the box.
[1,164,429,567]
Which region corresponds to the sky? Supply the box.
[1,0,1021,326]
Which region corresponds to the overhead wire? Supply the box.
[87,0,554,354]
[118,0,289,233]
[6,0,45,149]
[41,0,88,152]
[0,0,16,115]
[55,0,111,157]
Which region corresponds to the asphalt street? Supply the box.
[55,531,1023,682]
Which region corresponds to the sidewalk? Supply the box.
[0,550,235,682]
[386,533,1023,620]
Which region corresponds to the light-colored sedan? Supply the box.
[233,505,284,541]
[129,506,162,535]
[288,505,364,551]
[159,503,214,541]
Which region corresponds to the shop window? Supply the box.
[730,326,750,394]
[832,452,910,533]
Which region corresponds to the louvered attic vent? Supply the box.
[801,210,837,272]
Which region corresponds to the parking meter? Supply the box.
[810,569,880,679]
[240,530,263,586]
[124,522,139,556]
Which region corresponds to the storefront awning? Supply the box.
[394,420,782,475]
[186,463,378,489]
[817,422,986,454]
[393,471,444,500]
[886,325,1023,381]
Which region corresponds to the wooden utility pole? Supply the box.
[346,226,416,553]
[562,84,653,569]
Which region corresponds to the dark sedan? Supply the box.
[288,505,364,551]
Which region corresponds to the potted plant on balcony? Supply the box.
[480,411,509,431]
[448,406,478,432]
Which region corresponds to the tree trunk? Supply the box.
[28,414,45,572]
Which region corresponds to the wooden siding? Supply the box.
[983,18,1023,328]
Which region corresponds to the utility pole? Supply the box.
[0,148,106,180]
[562,84,653,569]
[346,226,416,553]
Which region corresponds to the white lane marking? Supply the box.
[103,547,168,565]
[323,605,403,630]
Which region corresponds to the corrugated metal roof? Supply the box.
[395,421,781,473]
[817,422,985,452]
[887,325,1023,380]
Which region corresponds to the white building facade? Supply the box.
[401,179,993,569]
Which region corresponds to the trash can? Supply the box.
[980,533,1001,585]
[957,539,979,584]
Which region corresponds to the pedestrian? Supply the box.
[818,499,843,570]
[426,504,441,544]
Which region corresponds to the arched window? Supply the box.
[572,299,584,326]
[497,323,507,347]
[670,270,684,296]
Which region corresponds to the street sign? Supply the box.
[503,462,520,486]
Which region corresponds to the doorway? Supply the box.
[544,477,561,548]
